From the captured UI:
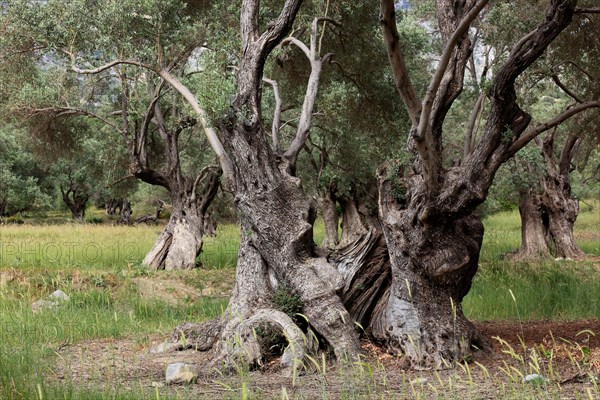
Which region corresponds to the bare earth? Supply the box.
[52,320,600,399]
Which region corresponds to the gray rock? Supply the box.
[49,290,70,302]
[165,363,198,385]
[31,300,60,313]
[410,377,428,385]
[523,374,546,384]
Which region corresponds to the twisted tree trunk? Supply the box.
[540,134,585,259]
[143,167,220,270]
[514,133,585,260]
[61,186,89,221]
[117,199,133,225]
[542,179,583,258]
[376,167,486,368]
[218,119,361,364]
[512,190,552,260]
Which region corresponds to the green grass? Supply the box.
[463,200,600,320]
[0,203,598,399]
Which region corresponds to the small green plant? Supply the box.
[272,285,303,321]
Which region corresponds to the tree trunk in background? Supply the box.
[512,191,551,260]
[542,171,584,259]
[339,196,369,246]
[117,199,133,225]
[104,198,122,215]
[142,167,220,270]
[0,199,7,220]
[514,133,585,260]
[319,186,339,248]
[540,133,585,259]
[61,187,89,221]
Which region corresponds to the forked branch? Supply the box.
[280,17,338,174]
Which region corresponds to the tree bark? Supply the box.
[177,2,361,367]
[513,191,552,260]
[219,120,361,361]
[117,199,133,225]
[339,196,371,246]
[541,144,585,259]
[514,133,585,260]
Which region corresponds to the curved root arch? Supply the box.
[170,309,314,372]
[217,309,314,370]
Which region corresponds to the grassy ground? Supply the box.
[0,202,598,399]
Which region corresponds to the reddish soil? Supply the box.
[477,319,600,348]
[51,319,600,399]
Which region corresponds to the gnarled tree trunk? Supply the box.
[514,133,585,260]
[142,167,220,270]
[540,133,585,259]
[542,180,583,258]
[60,186,89,221]
[512,190,552,260]
[169,5,362,369]
[218,122,361,363]
[117,199,133,225]
[376,167,486,368]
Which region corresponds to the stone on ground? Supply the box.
[165,362,198,385]
[49,290,70,302]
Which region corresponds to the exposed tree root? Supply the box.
[168,309,315,374]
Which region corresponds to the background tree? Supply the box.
[0,125,52,220]
[4,0,228,268]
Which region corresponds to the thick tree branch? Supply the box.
[472,0,578,170]
[64,52,234,187]
[281,17,335,174]
[575,7,600,13]
[281,37,312,59]
[559,134,581,177]
[508,100,600,157]
[235,0,304,125]
[157,68,234,186]
[379,0,421,127]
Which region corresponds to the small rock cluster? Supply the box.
[31,290,70,313]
